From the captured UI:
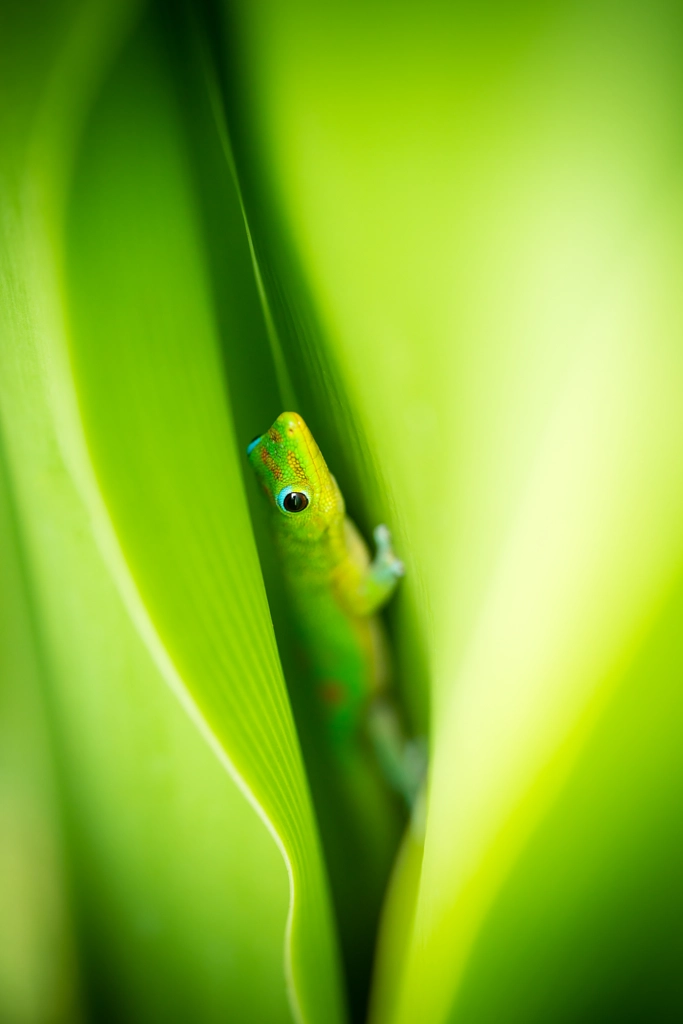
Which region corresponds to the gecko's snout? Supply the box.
[274,411,307,439]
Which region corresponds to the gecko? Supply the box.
[246,410,422,807]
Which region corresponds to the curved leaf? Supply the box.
[0,3,344,1022]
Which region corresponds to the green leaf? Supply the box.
[219,2,683,1021]
[0,428,82,1024]
[0,3,344,1022]
[443,571,683,1023]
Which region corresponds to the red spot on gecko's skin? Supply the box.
[319,681,346,707]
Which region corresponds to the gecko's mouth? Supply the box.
[246,434,262,456]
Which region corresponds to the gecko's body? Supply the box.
[247,411,418,803]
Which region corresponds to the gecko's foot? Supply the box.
[373,524,405,578]
[367,699,426,810]
[403,736,428,790]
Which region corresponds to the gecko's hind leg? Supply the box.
[367,696,427,810]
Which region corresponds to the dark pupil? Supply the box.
[283,491,309,513]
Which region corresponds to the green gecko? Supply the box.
[247,410,421,806]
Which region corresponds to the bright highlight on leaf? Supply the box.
[2,1,683,1023]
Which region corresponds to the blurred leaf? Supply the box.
[0,433,81,1024]
[219,1,683,1021]
[446,570,683,1022]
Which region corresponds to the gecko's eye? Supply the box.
[284,492,309,512]
[277,485,310,514]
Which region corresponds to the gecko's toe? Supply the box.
[374,524,391,546]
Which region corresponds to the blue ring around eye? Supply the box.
[276,485,310,513]
[246,435,262,456]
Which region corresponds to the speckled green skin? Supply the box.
[247,411,404,751]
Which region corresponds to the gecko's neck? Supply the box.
[273,513,348,577]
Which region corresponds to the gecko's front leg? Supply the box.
[372,524,405,585]
[340,522,405,617]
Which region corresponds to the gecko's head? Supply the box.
[246,412,343,536]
